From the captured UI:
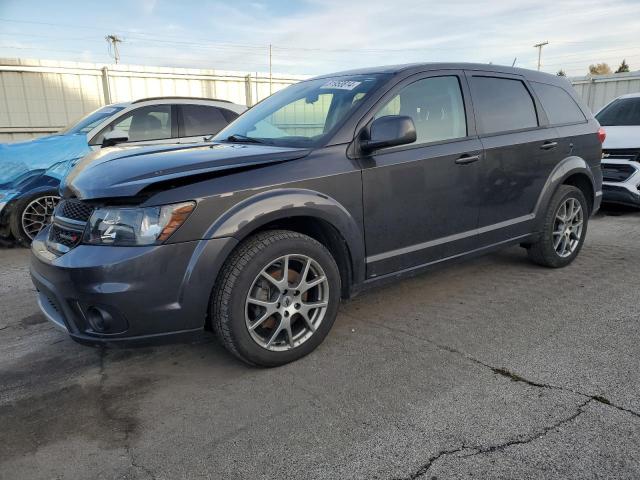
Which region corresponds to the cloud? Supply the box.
[4,0,636,76]
[198,0,640,75]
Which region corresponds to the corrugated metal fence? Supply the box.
[0,58,306,142]
[2,58,640,142]
[570,71,640,113]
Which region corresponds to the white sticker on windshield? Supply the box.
[320,80,361,90]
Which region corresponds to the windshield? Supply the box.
[63,105,126,134]
[213,74,388,148]
[596,98,640,126]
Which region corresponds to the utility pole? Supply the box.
[105,35,123,64]
[269,44,273,95]
[533,41,549,71]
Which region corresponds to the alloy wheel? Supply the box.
[21,195,60,240]
[553,197,583,258]
[245,254,330,351]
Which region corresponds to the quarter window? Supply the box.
[374,76,467,144]
[531,82,586,125]
[181,105,230,136]
[470,77,538,134]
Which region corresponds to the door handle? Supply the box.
[455,154,481,165]
[540,141,558,150]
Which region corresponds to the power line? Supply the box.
[1,30,637,65]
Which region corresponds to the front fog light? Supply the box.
[84,201,195,246]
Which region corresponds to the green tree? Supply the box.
[557,69,566,76]
[615,59,630,73]
[589,63,612,75]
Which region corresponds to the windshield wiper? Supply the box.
[225,134,264,144]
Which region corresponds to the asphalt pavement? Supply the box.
[1,208,639,479]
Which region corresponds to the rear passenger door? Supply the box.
[467,72,560,245]
[177,104,239,143]
[361,71,483,278]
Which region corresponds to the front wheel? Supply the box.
[211,230,341,367]
[527,185,589,268]
[10,191,60,246]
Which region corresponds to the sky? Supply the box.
[0,0,639,77]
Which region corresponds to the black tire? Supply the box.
[9,191,60,247]
[211,230,341,367]
[527,185,589,268]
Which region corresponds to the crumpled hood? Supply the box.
[0,134,91,187]
[63,142,311,199]
[601,126,640,150]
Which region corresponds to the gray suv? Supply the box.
[30,63,603,366]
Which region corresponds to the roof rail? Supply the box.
[132,96,233,104]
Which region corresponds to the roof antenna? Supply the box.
[512,57,517,67]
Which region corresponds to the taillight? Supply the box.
[598,127,606,144]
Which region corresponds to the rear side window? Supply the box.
[374,76,467,144]
[596,98,640,126]
[181,105,229,136]
[532,82,586,125]
[470,76,538,134]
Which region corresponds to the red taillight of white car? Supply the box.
[598,127,606,144]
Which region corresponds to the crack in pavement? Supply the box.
[346,313,640,419]
[338,312,640,478]
[393,398,593,479]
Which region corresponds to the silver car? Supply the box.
[0,97,246,244]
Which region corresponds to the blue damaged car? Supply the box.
[0,97,244,245]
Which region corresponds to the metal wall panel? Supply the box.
[0,58,306,142]
[5,57,638,142]
[569,71,640,113]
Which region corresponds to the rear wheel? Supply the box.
[212,230,341,367]
[10,191,60,246]
[527,185,588,268]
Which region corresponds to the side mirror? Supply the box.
[360,115,417,153]
[101,129,129,148]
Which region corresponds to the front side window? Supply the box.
[213,74,387,148]
[93,105,172,144]
[531,82,586,125]
[181,105,229,136]
[374,76,467,144]
[596,97,640,126]
[470,77,538,134]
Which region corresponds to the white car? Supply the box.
[0,97,246,244]
[596,93,640,207]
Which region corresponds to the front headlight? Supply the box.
[84,201,195,246]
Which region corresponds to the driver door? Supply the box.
[360,71,482,278]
